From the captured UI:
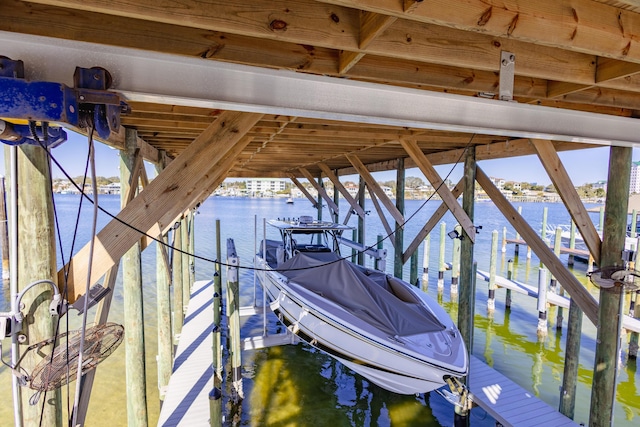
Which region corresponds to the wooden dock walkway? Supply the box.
[158,279,215,427]
[468,356,581,426]
[505,238,589,257]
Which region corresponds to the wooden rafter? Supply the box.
[400,139,476,243]
[402,178,465,264]
[298,168,340,215]
[530,138,602,264]
[57,111,262,302]
[318,162,366,218]
[345,153,404,224]
[289,175,319,208]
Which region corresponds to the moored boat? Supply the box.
[255,216,468,394]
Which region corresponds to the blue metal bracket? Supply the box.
[0,57,128,146]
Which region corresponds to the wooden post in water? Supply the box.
[13,143,62,426]
[559,298,583,419]
[505,259,513,308]
[514,206,522,257]
[589,145,631,426]
[421,234,430,291]
[501,226,507,253]
[154,158,172,401]
[156,234,172,401]
[541,206,548,241]
[317,173,323,224]
[630,291,640,358]
[214,220,223,379]
[487,230,498,313]
[121,129,149,426]
[631,210,638,238]
[189,210,196,289]
[182,215,191,310]
[553,227,564,329]
[394,158,405,278]
[0,176,8,280]
[410,251,418,286]
[537,268,548,337]
[333,170,340,224]
[451,225,461,295]
[357,176,365,266]
[351,229,358,263]
[227,239,243,401]
[173,217,184,341]
[457,146,476,426]
[438,222,446,290]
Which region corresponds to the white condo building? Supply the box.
[246,178,287,195]
[631,161,640,194]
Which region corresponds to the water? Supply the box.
[1,195,639,425]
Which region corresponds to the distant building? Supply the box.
[246,178,287,196]
[592,180,607,193]
[490,177,505,190]
[631,161,640,193]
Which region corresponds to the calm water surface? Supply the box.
[1,194,639,425]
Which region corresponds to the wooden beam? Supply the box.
[530,139,601,265]
[318,162,365,218]
[400,138,475,243]
[403,178,464,263]
[368,189,395,248]
[476,166,598,325]
[299,167,340,215]
[289,175,318,208]
[596,57,640,83]
[57,111,262,302]
[547,81,593,99]
[339,11,396,73]
[345,153,404,224]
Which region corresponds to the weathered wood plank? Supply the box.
[318,162,366,218]
[531,138,601,264]
[476,166,598,325]
[57,111,262,302]
[299,167,340,215]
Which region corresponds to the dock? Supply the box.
[468,356,581,426]
[158,277,596,426]
[504,238,589,258]
[158,280,215,427]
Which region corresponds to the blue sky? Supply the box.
[0,129,631,186]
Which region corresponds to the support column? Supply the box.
[333,170,340,223]
[559,298,582,419]
[181,214,190,308]
[589,146,631,427]
[155,157,172,401]
[317,174,323,223]
[394,158,405,279]
[121,129,148,426]
[15,143,61,426]
[0,176,9,279]
[173,216,184,341]
[456,146,476,426]
[358,176,365,266]
[459,146,476,356]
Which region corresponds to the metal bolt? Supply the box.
[79,95,85,101]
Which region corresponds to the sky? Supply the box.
[0,129,634,187]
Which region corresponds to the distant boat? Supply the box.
[286,197,294,204]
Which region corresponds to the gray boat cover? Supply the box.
[277,252,446,336]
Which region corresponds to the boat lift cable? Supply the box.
[33,131,476,275]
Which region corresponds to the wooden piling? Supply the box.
[487,230,498,312]
[458,146,476,366]
[189,210,196,289]
[14,143,61,426]
[156,234,173,400]
[553,227,564,329]
[173,218,184,340]
[0,176,8,280]
[357,177,365,266]
[394,158,405,279]
[182,215,191,310]
[121,129,149,426]
[559,298,582,419]
[505,259,513,308]
[537,268,548,337]
[501,226,507,253]
[421,234,430,291]
[214,220,223,379]
[438,221,446,290]
[451,225,461,294]
[541,206,548,240]
[410,250,418,286]
[514,206,522,256]
[589,145,632,426]
[227,239,243,400]
[630,290,639,358]
[631,210,638,238]
[209,387,222,426]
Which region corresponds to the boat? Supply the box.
[286,197,294,204]
[255,216,468,394]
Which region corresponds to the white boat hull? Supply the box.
[256,256,468,395]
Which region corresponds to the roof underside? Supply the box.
[4,0,640,178]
